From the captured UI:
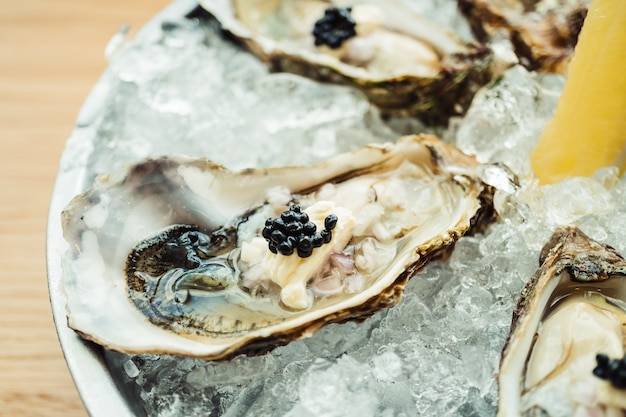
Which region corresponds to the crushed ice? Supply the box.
[66,4,626,417]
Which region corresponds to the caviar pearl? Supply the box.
[324,214,338,230]
[311,234,324,248]
[281,210,296,223]
[298,236,313,251]
[303,221,317,235]
[285,222,302,234]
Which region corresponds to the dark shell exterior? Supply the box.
[458,0,590,73]
[267,46,493,125]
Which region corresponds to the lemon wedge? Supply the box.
[531,0,626,184]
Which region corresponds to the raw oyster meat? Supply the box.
[458,0,590,73]
[61,134,493,360]
[498,226,626,416]
[199,0,492,123]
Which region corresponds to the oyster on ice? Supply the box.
[61,135,493,360]
[498,226,626,416]
[458,0,590,73]
[199,0,493,123]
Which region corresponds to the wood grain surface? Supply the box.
[0,1,173,415]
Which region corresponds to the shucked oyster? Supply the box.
[498,227,626,416]
[200,0,492,123]
[458,0,589,73]
[61,135,492,360]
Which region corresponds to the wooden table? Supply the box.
[0,1,173,415]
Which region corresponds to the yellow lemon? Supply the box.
[531,0,626,184]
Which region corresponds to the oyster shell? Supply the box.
[61,134,492,360]
[199,0,493,123]
[458,0,589,73]
[498,226,626,416]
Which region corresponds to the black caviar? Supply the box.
[312,7,357,49]
[262,205,338,258]
[593,353,626,389]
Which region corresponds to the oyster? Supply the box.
[458,0,590,73]
[61,134,492,360]
[199,0,492,123]
[498,226,626,416]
